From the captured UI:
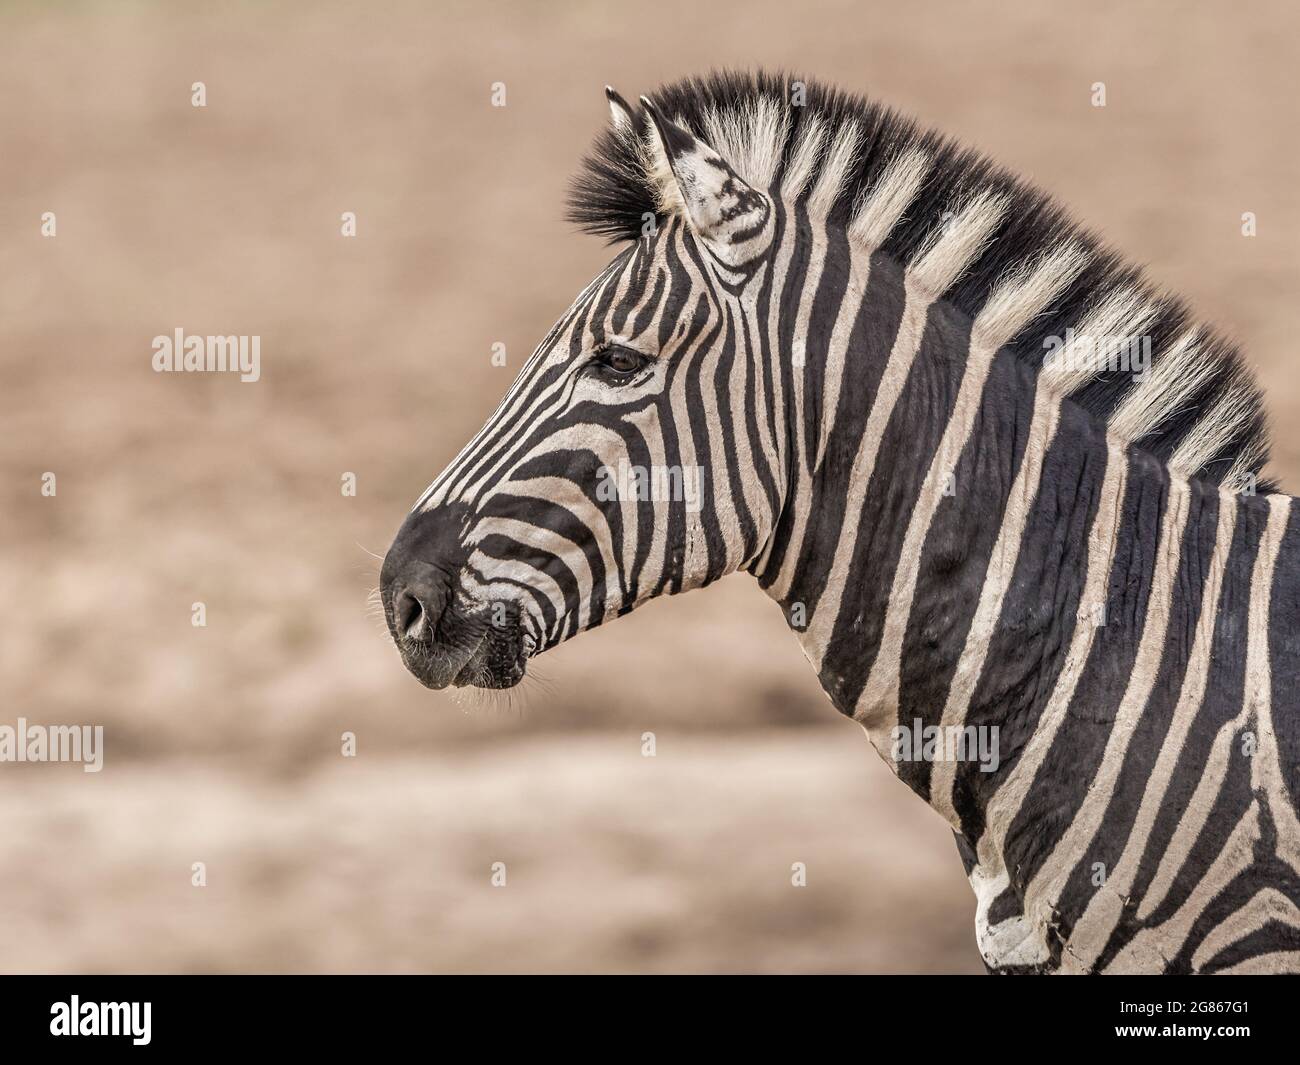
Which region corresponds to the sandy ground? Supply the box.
[0,0,1296,972]
[0,733,978,974]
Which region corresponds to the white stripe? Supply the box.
[1059,489,1238,971]
[766,213,832,600]
[1190,887,1300,972]
[1103,803,1260,973]
[1250,494,1300,878]
[787,278,932,629]
[806,119,861,217]
[1024,477,1191,948]
[853,239,1076,732]
[907,190,1006,298]
[779,116,826,201]
[972,439,1128,969]
[847,148,929,250]
[794,194,1011,652]
[813,249,872,470]
[927,383,1062,828]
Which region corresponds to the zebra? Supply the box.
[380,71,1300,974]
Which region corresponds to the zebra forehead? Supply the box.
[566,68,1273,492]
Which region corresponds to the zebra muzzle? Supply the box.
[381,512,528,690]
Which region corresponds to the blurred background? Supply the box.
[1,0,1297,973]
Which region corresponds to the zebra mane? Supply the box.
[567,69,1274,493]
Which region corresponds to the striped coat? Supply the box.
[382,72,1300,973]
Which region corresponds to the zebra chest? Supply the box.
[968,859,1061,973]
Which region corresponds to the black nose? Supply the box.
[393,587,421,639]
[380,502,471,645]
[392,578,435,642]
[381,553,453,644]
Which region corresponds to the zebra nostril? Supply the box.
[394,588,428,642]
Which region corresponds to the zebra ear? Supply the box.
[604,86,636,134]
[638,95,772,265]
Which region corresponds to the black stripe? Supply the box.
[771,251,904,614]
[896,348,1036,799]
[1055,478,1220,958]
[1098,493,1266,965]
[956,394,1109,853]
[1267,501,1300,816]
[817,299,969,715]
[999,447,1171,903]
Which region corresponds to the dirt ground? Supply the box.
[1,0,1296,973]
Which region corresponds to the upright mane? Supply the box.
[567,69,1273,493]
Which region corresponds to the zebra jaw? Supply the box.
[395,605,529,691]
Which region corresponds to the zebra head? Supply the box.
[381,90,782,689]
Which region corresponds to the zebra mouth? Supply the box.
[397,610,528,691]
[378,525,530,691]
[449,627,529,689]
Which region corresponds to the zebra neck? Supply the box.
[755,242,1244,829]
[758,248,1298,945]
[770,330,1115,771]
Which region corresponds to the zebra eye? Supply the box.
[594,345,648,377]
